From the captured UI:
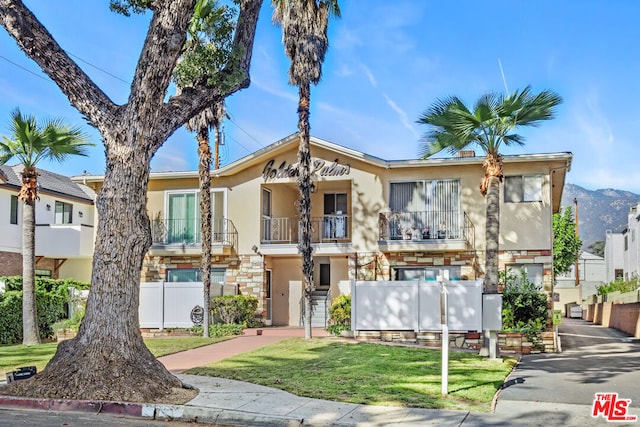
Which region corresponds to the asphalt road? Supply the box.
[499,317,640,408]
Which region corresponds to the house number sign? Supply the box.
[262,158,351,182]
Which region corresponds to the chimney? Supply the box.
[457,150,476,158]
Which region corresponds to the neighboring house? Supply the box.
[622,202,640,280]
[75,134,571,327]
[0,164,95,282]
[555,251,605,313]
[605,230,626,283]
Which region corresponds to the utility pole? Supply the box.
[574,198,580,286]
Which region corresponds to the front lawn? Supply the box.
[187,338,516,412]
[0,336,231,374]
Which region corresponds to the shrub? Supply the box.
[209,323,244,337]
[0,276,88,344]
[501,269,547,333]
[210,295,259,326]
[596,278,639,295]
[327,294,351,336]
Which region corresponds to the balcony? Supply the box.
[150,218,238,254]
[35,224,95,258]
[378,211,475,251]
[261,215,351,244]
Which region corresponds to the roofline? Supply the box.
[72,134,573,182]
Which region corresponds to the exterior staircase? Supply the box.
[308,289,330,328]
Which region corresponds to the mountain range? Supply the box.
[560,183,640,250]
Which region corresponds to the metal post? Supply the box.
[439,270,449,395]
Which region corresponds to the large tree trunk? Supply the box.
[21,195,39,345]
[198,127,212,338]
[1,0,262,402]
[297,84,314,339]
[6,141,183,402]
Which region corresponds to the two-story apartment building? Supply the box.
[77,134,571,327]
[0,164,95,281]
[622,203,640,280]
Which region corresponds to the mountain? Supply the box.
[561,184,640,250]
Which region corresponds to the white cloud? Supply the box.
[360,64,377,87]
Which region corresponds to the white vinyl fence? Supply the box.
[351,280,483,332]
[139,282,236,329]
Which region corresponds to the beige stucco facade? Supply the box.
[77,134,572,327]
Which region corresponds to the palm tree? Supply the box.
[0,109,92,345]
[184,101,226,337]
[175,0,236,338]
[417,86,562,294]
[272,0,340,339]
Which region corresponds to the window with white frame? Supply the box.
[393,266,462,281]
[505,264,543,287]
[504,175,542,203]
[389,179,460,239]
[54,201,73,224]
[167,268,225,283]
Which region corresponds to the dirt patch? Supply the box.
[147,386,199,404]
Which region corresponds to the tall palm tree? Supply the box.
[0,109,92,345]
[273,0,340,339]
[417,86,562,294]
[184,101,226,337]
[175,0,235,338]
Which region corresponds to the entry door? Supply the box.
[265,269,272,325]
[262,188,272,241]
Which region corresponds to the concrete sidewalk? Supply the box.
[0,326,617,426]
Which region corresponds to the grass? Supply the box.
[0,336,231,374]
[187,338,517,412]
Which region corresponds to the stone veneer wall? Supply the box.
[348,251,479,281]
[141,253,267,320]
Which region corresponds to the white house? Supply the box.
[605,230,626,282]
[555,251,606,311]
[622,202,640,280]
[0,165,95,282]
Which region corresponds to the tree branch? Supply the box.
[154,0,262,148]
[0,0,118,134]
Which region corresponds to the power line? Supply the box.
[227,115,265,149]
[66,51,129,84]
[0,55,50,82]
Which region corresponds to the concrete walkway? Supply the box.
[3,322,639,425]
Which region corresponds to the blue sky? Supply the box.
[1,1,640,193]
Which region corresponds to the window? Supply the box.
[504,175,542,203]
[54,201,73,224]
[614,269,624,279]
[389,179,460,239]
[393,266,461,281]
[505,264,543,287]
[10,195,18,224]
[323,193,348,239]
[167,268,225,283]
[319,264,331,287]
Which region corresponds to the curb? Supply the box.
[0,395,305,426]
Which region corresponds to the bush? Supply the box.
[0,289,66,344]
[0,276,88,344]
[190,323,245,337]
[327,294,351,336]
[501,269,547,333]
[596,278,639,295]
[210,295,259,326]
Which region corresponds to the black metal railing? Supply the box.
[151,217,238,248]
[378,210,474,245]
[261,214,350,244]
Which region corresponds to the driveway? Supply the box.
[489,317,640,425]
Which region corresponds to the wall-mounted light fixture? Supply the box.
[46,204,51,211]
[78,211,83,218]
[251,245,262,256]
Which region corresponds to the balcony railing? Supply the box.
[261,215,350,244]
[151,217,238,248]
[378,210,474,246]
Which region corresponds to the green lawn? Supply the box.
[0,336,231,374]
[187,338,516,412]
